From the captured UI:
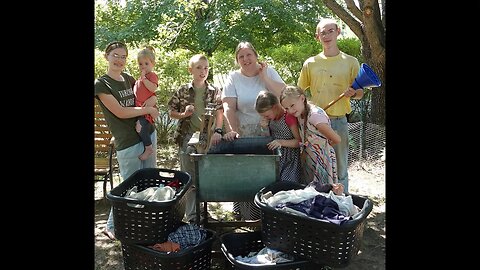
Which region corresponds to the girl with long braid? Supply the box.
[280,85,342,192]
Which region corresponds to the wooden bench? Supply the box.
[94,98,118,199]
[213,73,229,91]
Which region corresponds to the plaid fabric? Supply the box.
[168,224,207,250]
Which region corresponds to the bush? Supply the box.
[337,37,363,63]
[265,41,322,85]
[209,50,236,76]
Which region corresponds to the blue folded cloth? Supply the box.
[167,224,206,250]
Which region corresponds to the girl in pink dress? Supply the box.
[280,85,341,190]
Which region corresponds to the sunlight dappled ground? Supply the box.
[94,145,385,270]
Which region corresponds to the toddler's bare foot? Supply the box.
[332,183,344,195]
[138,145,154,160]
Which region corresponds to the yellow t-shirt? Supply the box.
[297,52,359,116]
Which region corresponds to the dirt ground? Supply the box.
[94,147,385,270]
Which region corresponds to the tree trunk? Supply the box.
[370,63,385,125]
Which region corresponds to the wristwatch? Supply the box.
[214,128,223,135]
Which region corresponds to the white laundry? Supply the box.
[234,246,294,264]
[262,186,359,218]
[263,186,320,207]
[324,190,359,217]
[124,185,177,207]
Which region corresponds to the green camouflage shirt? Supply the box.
[168,81,222,145]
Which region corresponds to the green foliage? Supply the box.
[337,38,364,63]
[155,107,177,145]
[209,50,236,76]
[265,41,321,85]
[94,50,108,79]
[95,0,179,50]
[95,0,333,53]
[155,48,194,104]
[206,0,331,53]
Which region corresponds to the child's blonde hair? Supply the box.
[137,45,156,64]
[280,85,311,119]
[255,90,279,113]
[188,54,208,68]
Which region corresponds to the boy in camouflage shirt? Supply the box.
[168,54,224,223]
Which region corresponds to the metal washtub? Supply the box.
[190,136,280,225]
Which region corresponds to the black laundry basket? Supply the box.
[122,228,216,270]
[221,230,316,270]
[106,168,193,244]
[254,181,373,268]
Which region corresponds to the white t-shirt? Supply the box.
[222,66,284,136]
[308,105,329,127]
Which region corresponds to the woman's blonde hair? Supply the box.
[234,41,258,65]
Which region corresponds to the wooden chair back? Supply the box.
[213,73,229,91]
[94,98,116,198]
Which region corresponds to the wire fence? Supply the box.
[346,88,385,166]
[348,121,385,166]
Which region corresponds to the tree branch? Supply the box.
[345,0,363,20]
[381,0,386,29]
[373,0,385,45]
[322,0,363,40]
[168,16,189,49]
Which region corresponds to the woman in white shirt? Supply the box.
[221,41,286,220]
[222,41,286,140]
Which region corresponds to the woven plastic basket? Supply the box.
[254,181,373,268]
[221,231,316,270]
[106,168,193,244]
[122,228,216,270]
